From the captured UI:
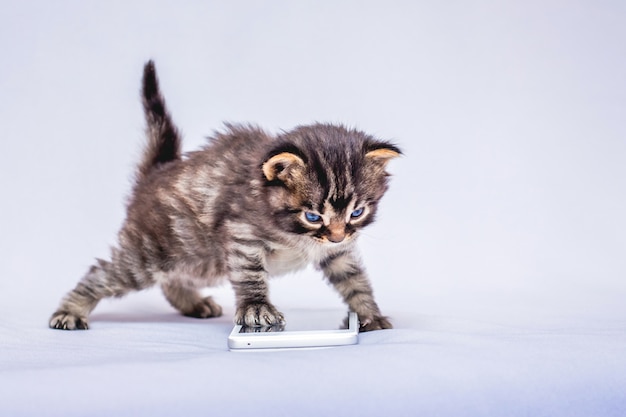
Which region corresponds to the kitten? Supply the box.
[49,61,401,332]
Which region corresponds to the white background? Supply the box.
[1,2,625,416]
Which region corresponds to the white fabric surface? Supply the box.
[1,1,625,416]
[2,291,625,417]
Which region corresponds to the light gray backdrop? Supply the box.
[1,1,625,330]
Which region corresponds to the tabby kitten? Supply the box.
[49,61,401,332]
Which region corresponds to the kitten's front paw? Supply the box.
[359,315,392,332]
[235,302,285,327]
[49,311,89,330]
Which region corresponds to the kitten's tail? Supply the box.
[137,60,182,183]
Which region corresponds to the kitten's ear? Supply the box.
[365,143,402,168]
[262,152,305,182]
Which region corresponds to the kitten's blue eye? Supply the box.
[351,208,365,218]
[305,212,322,223]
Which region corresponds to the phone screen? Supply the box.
[238,309,350,333]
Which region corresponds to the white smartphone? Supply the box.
[228,309,359,351]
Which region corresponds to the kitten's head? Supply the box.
[261,124,401,245]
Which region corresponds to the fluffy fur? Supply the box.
[49,61,401,331]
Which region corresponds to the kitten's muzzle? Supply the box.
[327,228,346,243]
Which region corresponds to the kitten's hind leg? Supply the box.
[50,251,155,330]
[161,281,223,319]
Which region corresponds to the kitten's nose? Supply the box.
[327,233,345,243]
[327,225,346,243]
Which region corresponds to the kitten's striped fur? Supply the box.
[49,61,401,331]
